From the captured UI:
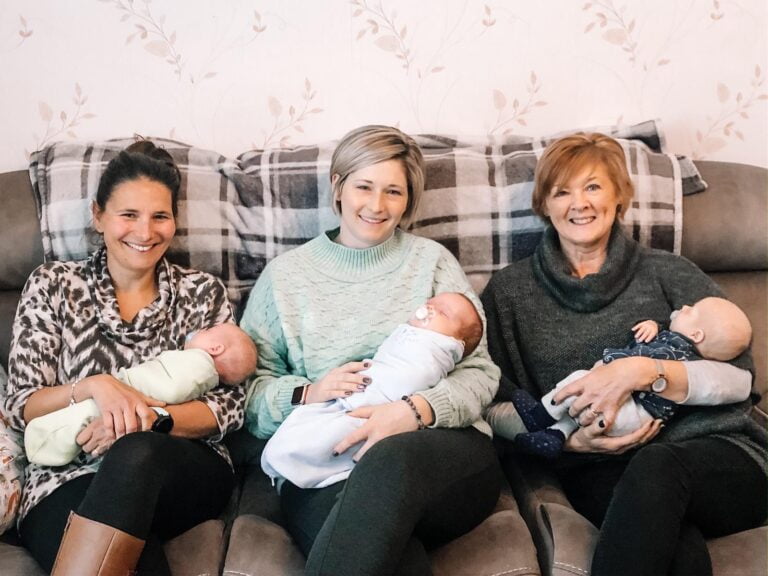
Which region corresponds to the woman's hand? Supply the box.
[81,374,165,439]
[76,419,117,457]
[553,357,649,430]
[332,400,420,462]
[565,417,662,454]
[305,361,372,404]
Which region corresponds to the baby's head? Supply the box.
[185,323,258,385]
[669,297,752,361]
[408,292,483,358]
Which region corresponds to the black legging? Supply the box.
[557,437,767,576]
[280,427,502,576]
[20,432,234,574]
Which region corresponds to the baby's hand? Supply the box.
[632,320,659,343]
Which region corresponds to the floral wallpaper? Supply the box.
[0,0,765,172]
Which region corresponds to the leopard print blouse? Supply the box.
[4,248,245,523]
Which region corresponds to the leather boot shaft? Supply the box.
[51,512,145,576]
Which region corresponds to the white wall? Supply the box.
[1,0,766,172]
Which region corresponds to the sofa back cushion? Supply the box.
[29,121,701,307]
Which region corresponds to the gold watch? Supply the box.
[651,359,668,393]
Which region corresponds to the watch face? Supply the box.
[152,415,173,433]
[151,410,173,433]
[291,385,305,405]
[651,377,668,393]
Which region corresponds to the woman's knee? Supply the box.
[350,429,498,495]
[100,431,175,471]
[619,443,691,498]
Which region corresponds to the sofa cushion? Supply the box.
[223,515,305,576]
[0,171,43,291]
[684,161,768,272]
[29,121,702,305]
[224,120,700,293]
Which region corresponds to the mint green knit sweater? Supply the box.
[240,228,500,439]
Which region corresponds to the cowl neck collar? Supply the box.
[532,221,641,313]
[85,247,175,344]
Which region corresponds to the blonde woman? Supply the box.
[241,125,501,575]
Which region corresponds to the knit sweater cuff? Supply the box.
[417,388,454,428]
[276,379,302,416]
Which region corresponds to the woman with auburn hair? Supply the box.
[483,132,767,575]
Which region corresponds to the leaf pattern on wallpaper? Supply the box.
[350,0,497,127]
[583,1,644,66]
[100,0,267,84]
[710,0,724,21]
[2,14,33,52]
[99,0,185,79]
[27,83,97,159]
[693,65,768,158]
[17,14,33,43]
[260,79,323,148]
[351,0,413,70]
[488,71,547,136]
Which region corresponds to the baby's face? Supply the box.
[669,303,702,337]
[408,293,471,340]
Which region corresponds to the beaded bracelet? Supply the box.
[69,382,78,406]
[401,395,426,430]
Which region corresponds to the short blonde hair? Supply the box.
[532,132,634,223]
[330,125,425,229]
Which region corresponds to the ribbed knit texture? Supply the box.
[482,223,767,474]
[241,228,500,439]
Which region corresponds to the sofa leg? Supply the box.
[51,512,145,576]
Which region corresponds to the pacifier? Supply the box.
[414,305,435,327]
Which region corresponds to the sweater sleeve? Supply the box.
[239,266,311,439]
[5,265,63,431]
[415,249,500,429]
[654,252,756,400]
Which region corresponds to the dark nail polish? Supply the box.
[345,391,353,396]
[364,362,371,368]
[363,377,372,384]
[332,451,339,457]
[598,420,605,428]
[550,399,556,405]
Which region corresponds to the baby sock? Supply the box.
[510,389,557,432]
[513,429,565,459]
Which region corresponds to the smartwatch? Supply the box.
[150,407,174,434]
[291,385,309,406]
[651,359,668,393]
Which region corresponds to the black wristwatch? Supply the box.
[150,407,174,434]
[291,385,309,406]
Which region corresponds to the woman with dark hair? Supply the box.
[5,141,244,575]
[482,132,767,575]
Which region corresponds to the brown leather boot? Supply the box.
[51,512,145,576]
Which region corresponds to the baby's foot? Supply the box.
[513,429,565,460]
[510,389,557,432]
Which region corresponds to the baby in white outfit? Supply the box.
[261,292,483,489]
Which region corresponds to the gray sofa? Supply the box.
[0,157,765,576]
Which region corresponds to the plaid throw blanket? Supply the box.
[29,120,704,308]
